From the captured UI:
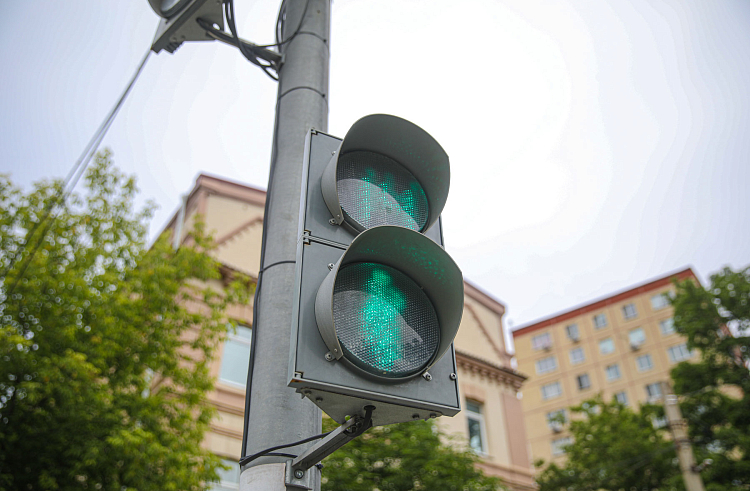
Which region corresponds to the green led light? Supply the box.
[337,151,429,231]
[333,262,439,378]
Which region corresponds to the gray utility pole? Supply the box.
[661,382,706,491]
[240,1,330,490]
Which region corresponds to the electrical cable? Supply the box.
[254,0,310,49]
[2,48,152,296]
[224,0,279,81]
[239,431,331,467]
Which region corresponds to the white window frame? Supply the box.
[532,332,553,351]
[615,391,628,405]
[651,293,669,310]
[622,303,638,320]
[593,313,608,329]
[541,381,563,400]
[219,324,253,387]
[577,373,591,390]
[566,323,580,341]
[629,327,646,347]
[211,458,240,491]
[667,343,692,363]
[546,409,567,431]
[551,437,572,456]
[605,363,621,381]
[599,338,615,355]
[645,382,662,401]
[660,318,676,336]
[535,356,557,374]
[636,353,654,372]
[466,400,487,454]
[569,347,585,365]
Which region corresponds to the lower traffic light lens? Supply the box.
[332,262,439,378]
[336,151,429,232]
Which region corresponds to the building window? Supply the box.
[667,343,692,363]
[541,381,563,400]
[211,458,240,491]
[569,347,585,365]
[551,437,572,456]
[599,338,615,355]
[466,400,486,454]
[622,303,638,320]
[219,324,253,386]
[615,391,628,406]
[660,318,675,336]
[593,313,608,329]
[605,364,621,381]
[546,409,567,431]
[566,323,580,341]
[536,356,557,374]
[577,373,591,390]
[532,332,552,351]
[636,353,654,372]
[645,382,662,401]
[651,293,669,310]
[629,327,646,348]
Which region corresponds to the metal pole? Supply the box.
[240,1,330,490]
[661,382,706,491]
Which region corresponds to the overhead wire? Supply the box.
[2,48,152,297]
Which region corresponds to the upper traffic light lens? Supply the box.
[332,262,439,378]
[336,151,429,232]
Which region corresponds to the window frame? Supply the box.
[551,437,572,456]
[569,347,585,365]
[466,399,488,455]
[211,458,240,491]
[605,363,621,381]
[614,391,628,406]
[593,313,608,329]
[651,293,669,310]
[541,381,563,400]
[546,409,567,431]
[532,332,552,351]
[636,353,654,372]
[599,337,615,355]
[622,303,638,320]
[667,343,692,363]
[659,318,676,336]
[645,382,662,401]
[219,323,253,388]
[628,327,646,347]
[535,355,558,374]
[565,323,580,341]
[576,373,591,391]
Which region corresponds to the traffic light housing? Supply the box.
[288,115,464,427]
[148,0,223,53]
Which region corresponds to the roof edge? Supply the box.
[512,267,698,338]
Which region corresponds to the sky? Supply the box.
[1,1,749,348]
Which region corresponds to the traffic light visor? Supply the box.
[315,226,463,380]
[321,115,450,234]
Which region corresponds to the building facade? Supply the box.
[167,174,535,491]
[511,268,697,466]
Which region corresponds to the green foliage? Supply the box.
[671,266,750,490]
[534,396,683,491]
[320,418,504,491]
[0,151,249,490]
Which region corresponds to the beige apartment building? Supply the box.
[511,268,697,466]
[166,174,535,491]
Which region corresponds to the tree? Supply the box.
[0,151,247,490]
[534,396,683,491]
[670,266,750,490]
[320,418,504,491]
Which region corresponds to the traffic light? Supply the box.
[288,114,464,427]
[148,0,223,53]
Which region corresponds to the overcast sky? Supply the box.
[1,1,749,346]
